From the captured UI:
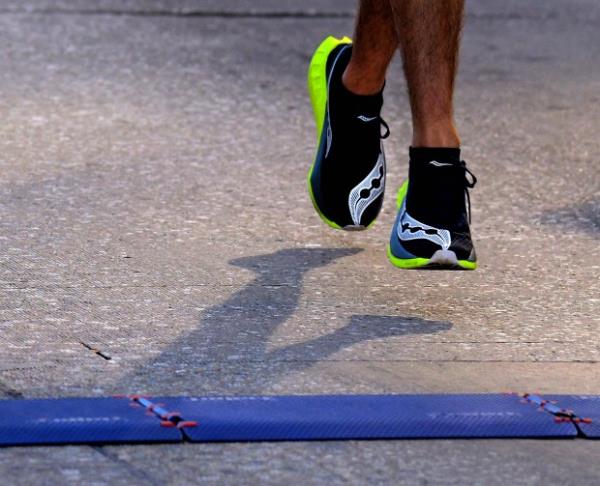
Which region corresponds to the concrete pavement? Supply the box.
[0,0,599,484]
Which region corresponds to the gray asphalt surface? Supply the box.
[0,0,599,484]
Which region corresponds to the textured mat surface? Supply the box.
[0,397,182,446]
[1,394,597,446]
[154,394,578,442]
[544,395,600,439]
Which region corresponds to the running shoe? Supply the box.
[388,148,478,269]
[307,36,389,230]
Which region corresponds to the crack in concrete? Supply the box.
[80,341,112,361]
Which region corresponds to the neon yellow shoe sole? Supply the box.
[306,36,352,231]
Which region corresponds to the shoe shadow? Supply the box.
[537,196,599,237]
[121,247,452,393]
[267,314,452,362]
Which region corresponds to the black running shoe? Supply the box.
[388,148,478,270]
[307,36,389,230]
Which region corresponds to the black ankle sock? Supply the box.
[407,147,466,229]
[338,79,383,115]
[409,147,461,164]
[330,47,383,116]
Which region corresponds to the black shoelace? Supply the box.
[460,160,477,223]
[380,118,390,139]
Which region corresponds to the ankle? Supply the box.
[412,120,461,148]
[342,64,385,96]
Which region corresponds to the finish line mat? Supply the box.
[0,394,597,446]
[0,397,181,446]
[543,395,600,439]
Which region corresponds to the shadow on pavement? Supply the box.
[538,197,599,237]
[123,248,452,393]
[268,314,452,362]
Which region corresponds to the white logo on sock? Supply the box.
[429,160,453,167]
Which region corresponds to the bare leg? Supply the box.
[343,0,464,146]
[342,0,399,96]
[390,0,465,147]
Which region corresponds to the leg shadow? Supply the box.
[122,248,452,393]
[193,247,363,362]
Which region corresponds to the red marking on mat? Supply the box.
[160,421,176,428]
[129,394,151,401]
[554,417,592,424]
[177,421,198,429]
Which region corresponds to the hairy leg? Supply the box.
[390,0,465,147]
[342,0,399,96]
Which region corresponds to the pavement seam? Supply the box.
[0,8,354,18]
[132,359,600,364]
[91,446,163,486]
[0,9,577,23]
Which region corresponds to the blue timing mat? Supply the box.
[544,395,600,439]
[0,397,182,446]
[153,394,578,442]
[1,394,597,446]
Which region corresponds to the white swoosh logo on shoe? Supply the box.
[348,149,385,226]
[357,115,377,122]
[397,202,452,250]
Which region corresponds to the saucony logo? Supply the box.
[397,205,452,250]
[429,160,453,167]
[348,151,385,226]
[401,222,440,236]
[357,115,377,122]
